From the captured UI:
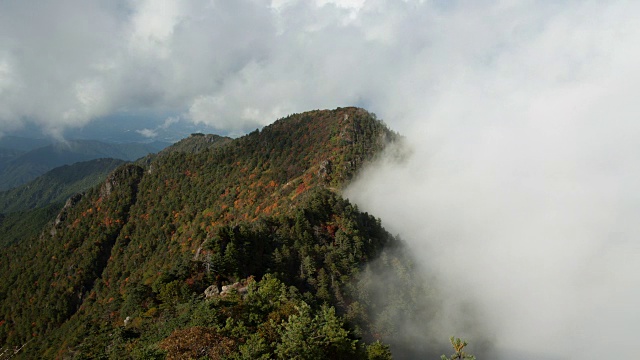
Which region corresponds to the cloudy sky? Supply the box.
[2,0,640,358]
[2,0,638,138]
[5,0,635,140]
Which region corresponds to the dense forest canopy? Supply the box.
[0,107,458,359]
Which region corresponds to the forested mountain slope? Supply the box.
[159,133,232,155]
[0,158,126,214]
[0,107,429,359]
[0,148,24,174]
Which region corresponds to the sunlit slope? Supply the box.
[0,107,409,359]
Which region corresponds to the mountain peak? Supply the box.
[0,108,405,358]
[160,133,232,155]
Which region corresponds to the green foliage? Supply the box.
[0,158,126,213]
[366,341,393,360]
[440,337,476,360]
[0,202,62,248]
[0,164,144,349]
[275,303,357,360]
[158,133,231,155]
[0,108,405,359]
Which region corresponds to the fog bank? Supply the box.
[343,4,640,358]
[346,51,640,360]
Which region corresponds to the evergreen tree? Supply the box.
[440,337,476,360]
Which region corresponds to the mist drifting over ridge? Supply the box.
[345,6,640,357]
[346,106,640,358]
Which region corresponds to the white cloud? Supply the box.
[127,0,185,58]
[345,1,640,359]
[160,116,180,129]
[136,128,158,138]
[0,58,13,95]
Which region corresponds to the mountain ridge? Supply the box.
[0,107,426,359]
[0,158,127,214]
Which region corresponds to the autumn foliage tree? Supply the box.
[0,107,412,359]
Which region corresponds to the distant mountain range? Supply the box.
[0,139,169,191]
[0,158,127,214]
[0,136,52,152]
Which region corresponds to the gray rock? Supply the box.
[204,285,220,298]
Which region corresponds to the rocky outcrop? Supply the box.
[100,164,144,199]
[51,192,84,236]
[204,285,220,298]
[204,282,248,298]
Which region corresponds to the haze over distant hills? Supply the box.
[0,136,52,152]
[4,112,223,145]
[0,139,169,191]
